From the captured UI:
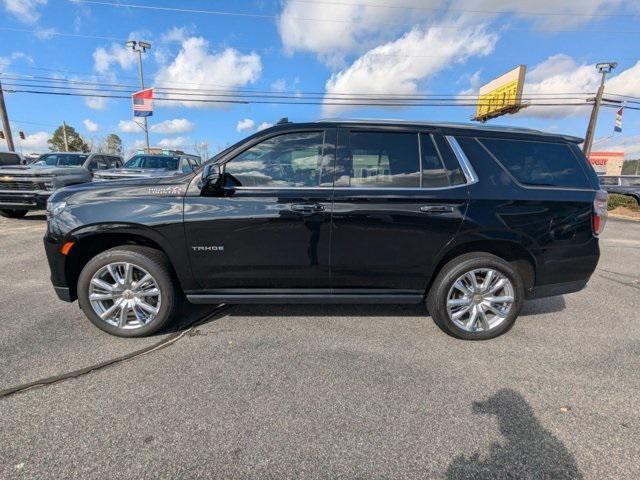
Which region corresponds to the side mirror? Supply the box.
[200,163,222,194]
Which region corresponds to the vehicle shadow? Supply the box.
[23,213,47,221]
[446,389,583,480]
[520,295,566,316]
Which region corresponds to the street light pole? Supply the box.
[0,78,15,152]
[583,62,617,157]
[126,40,151,151]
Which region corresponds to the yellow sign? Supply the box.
[474,65,526,121]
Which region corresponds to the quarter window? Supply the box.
[226,131,327,187]
[480,138,589,189]
[343,131,420,188]
[420,135,450,188]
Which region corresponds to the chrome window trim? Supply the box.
[232,185,467,192]
[444,135,479,185]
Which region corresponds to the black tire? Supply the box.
[426,252,524,340]
[0,209,28,218]
[77,246,177,337]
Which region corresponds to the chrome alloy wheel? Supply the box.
[88,262,161,330]
[446,268,515,333]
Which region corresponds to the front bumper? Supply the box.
[0,190,51,210]
[44,232,75,302]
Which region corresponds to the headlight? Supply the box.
[46,200,67,217]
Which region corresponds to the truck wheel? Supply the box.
[427,252,524,340]
[0,209,28,218]
[77,246,177,337]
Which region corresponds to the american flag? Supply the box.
[132,88,153,117]
[614,107,623,133]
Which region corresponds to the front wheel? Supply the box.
[427,252,524,340]
[0,209,28,218]
[77,246,177,337]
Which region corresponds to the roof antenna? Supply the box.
[276,117,290,125]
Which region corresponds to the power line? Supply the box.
[283,0,639,18]
[8,87,640,110]
[68,0,640,33]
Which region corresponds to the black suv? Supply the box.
[44,120,606,340]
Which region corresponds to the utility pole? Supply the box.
[583,62,617,157]
[0,78,15,152]
[62,121,69,152]
[126,40,151,150]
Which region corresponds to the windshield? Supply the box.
[39,153,88,167]
[124,155,180,170]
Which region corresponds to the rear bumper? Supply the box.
[0,191,50,210]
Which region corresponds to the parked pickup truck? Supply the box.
[599,175,640,204]
[0,152,122,218]
[93,151,201,181]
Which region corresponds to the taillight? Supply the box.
[592,190,608,236]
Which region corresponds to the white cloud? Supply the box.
[257,122,273,132]
[150,118,194,134]
[154,37,261,108]
[157,136,189,150]
[0,51,33,70]
[593,135,640,158]
[324,21,497,114]
[160,26,194,43]
[2,0,47,24]
[83,119,100,133]
[236,118,255,132]
[85,96,108,111]
[271,79,287,92]
[35,27,56,39]
[93,43,136,73]
[278,0,434,66]
[118,120,142,133]
[17,131,49,153]
[450,0,639,30]
[519,55,640,118]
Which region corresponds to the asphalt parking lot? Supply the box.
[0,213,639,479]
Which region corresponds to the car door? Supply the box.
[330,127,470,293]
[184,128,336,291]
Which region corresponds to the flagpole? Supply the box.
[127,40,151,151]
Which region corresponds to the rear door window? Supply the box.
[341,131,420,188]
[480,138,590,189]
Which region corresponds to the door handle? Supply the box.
[291,203,325,213]
[420,205,454,214]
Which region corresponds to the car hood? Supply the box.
[0,164,85,176]
[49,175,193,204]
[93,168,180,179]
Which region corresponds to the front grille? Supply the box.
[0,180,45,191]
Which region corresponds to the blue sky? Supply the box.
[1,0,640,158]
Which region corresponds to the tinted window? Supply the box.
[0,152,21,166]
[433,136,467,185]
[181,159,194,173]
[420,135,450,188]
[40,153,88,167]
[599,177,619,186]
[344,131,419,188]
[124,155,179,170]
[480,138,589,188]
[621,177,640,187]
[89,156,109,170]
[226,131,326,187]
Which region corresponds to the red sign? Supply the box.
[588,151,623,166]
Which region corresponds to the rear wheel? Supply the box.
[427,252,524,340]
[77,246,177,337]
[0,209,28,218]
